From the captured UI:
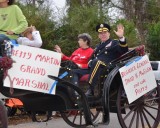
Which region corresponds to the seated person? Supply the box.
[72,23,128,96]
[17,26,42,48]
[0,0,28,40]
[54,33,94,86]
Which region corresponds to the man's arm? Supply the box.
[119,37,128,53]
[114,24,128,53]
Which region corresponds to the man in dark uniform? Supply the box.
[85,23,128,96]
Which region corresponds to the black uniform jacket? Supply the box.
[91,38,128,64]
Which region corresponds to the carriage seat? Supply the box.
[150,61,160,80]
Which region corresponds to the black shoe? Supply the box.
[85,87,94,96]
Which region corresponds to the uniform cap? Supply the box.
[96,23,111,32]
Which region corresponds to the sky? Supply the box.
[51,0,67,22]
[52,0,66,8]
[51,0,122,22]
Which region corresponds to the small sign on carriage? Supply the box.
[119,55,157,104]
[4,44,61,95]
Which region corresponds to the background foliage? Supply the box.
[18,0,160,59]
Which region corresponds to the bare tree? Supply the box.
[109,0,148,44]
[32,0,35,5]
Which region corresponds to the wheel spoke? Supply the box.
[136,110,139,128]
[117,85,160,128]
[66,111,74,117]
[140,110,145,128]
[61,108,100,127]
[72,111,78,123]
[142,109,152,128]
[144,104,159,110]
[145,97,160,102]
[143,107,159,122]
[124,106,137,120]
[129,110,136,128]
[121,103,137,110]
[79,111,82,125]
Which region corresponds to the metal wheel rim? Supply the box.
[117,85,160,128]
[60,108,100,128]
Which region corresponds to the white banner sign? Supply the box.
[4,44,61,95]
[119,55,157,104]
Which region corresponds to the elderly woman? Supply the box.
[54,33,94,88]
[54,33,94,69]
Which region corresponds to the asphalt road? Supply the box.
[8,112,121,128]
[8,111,160,128]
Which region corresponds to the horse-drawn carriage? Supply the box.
[0,42,159,128]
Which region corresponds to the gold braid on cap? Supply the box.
[98,27,109,32]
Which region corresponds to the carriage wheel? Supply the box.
[60,107,101,128]
[117,84,160,128]
[0,100,8,128]
[31,111,52,122]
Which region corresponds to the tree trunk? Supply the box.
[120,0,148,44]
[32,0,36,6]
